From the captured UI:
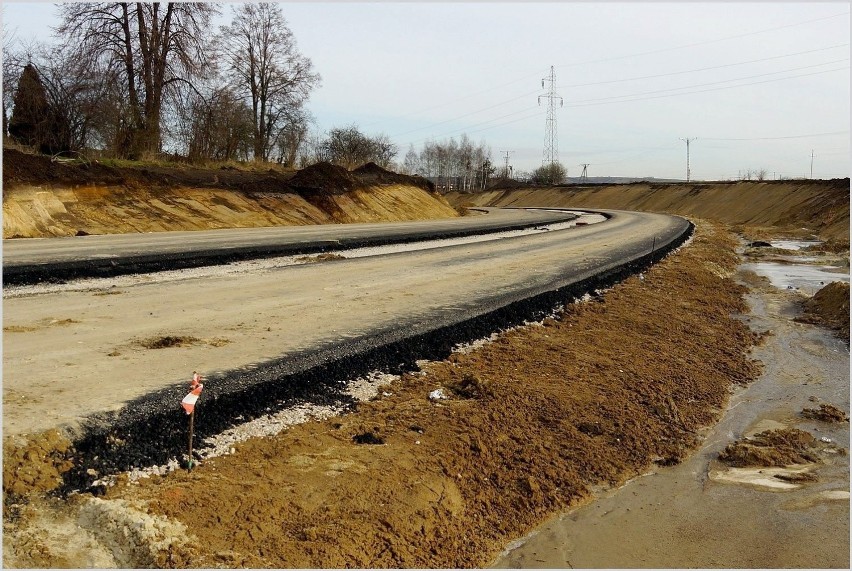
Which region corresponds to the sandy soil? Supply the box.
[3,221,766,567]
[448,179,850,240]
[2,150,458,238]
[495,265,849,569]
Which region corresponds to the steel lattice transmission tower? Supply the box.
[538,66,563,166]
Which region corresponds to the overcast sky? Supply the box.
[3,1,850,180]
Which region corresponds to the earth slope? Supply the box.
[448,179,849,240]
[2,150,459,238]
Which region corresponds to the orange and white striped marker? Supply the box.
[181,373,203,414]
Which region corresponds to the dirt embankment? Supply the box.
[797,281,850,340]
[0,221,761,568]
[2,149,458,238]
[447,179,850,240]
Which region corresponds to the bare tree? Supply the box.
[56,2,218,158]
[271,106,311,167]
[218,3,320,162]
[401,144,419,175]
[2,16,19,138]
[173,85,253,162]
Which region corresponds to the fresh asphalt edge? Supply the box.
[2,210,578,287]
[55,217,694,496]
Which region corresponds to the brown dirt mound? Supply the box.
[352,162,435,192]
[487,178,527,190]
[287,161,364,195]
[3,430,75,498]
[718,428,820,467]
[797,281,850,340]
[801,403,850,423]
[805,239,851,254]
[2,148,127,187]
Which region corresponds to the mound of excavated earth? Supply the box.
[1,149,458,238]
[797,281,850,340]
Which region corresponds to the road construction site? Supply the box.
[2,152,848,568]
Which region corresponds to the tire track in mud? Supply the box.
[57,219,694,495]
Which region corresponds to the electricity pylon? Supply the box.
[679,137,697,182]
[538,66,563,167]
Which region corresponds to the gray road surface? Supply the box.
[3,209,689,437]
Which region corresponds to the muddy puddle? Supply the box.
[493,259,850,568]
[740,261,849,295]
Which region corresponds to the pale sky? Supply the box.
[3,1,851,180]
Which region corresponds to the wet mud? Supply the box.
[494,241,849,569]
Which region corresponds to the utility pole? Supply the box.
[679,137,697,182]
[538,66,563,168]
[500,150,513,179]
[810,149,814,179]
[579,163,589,183]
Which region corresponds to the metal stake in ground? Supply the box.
[188,408,196,470]
[181,371,204,470]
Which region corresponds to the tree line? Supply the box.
[4,2,574,188]
[399,134,495,192]
[2,2,402,169]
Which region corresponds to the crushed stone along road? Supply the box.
[3,209,689,442]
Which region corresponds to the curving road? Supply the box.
[2,207,578,285]
[3,208,690,439]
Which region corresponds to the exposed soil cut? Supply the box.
[3,430,75,499]
[448,178,850,240]
[2,148,457,238]
[797,281,850,340]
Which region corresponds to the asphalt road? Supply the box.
[2,207,578,285]
[3,208,690,443]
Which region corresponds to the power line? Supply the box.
[555,11,850,72]
[557,43,849,89]
[562,65,847,108]
[364,11,849,133]
[565,58,849,106]
[388,87,541,139]
[703,130,848,141]
[500,150,514,178]
[401,65,847,149]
